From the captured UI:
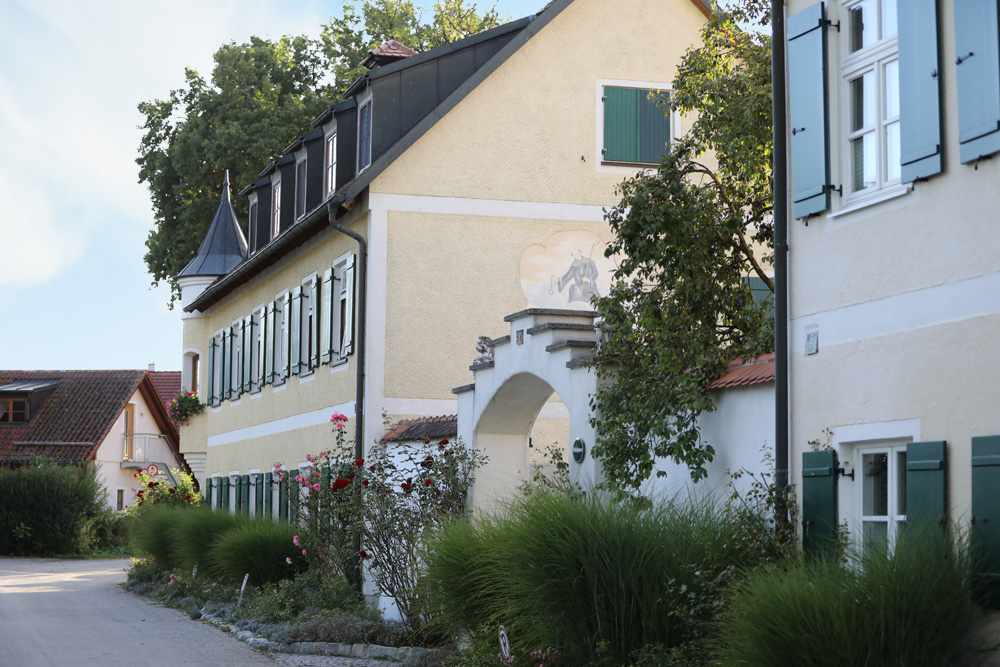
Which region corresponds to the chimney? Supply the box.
[148,363,156,372]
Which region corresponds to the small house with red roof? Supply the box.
[0,370,190,511]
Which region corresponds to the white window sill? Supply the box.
[826,185,910,228]
[299,372,316,384]
[330,358,349,373]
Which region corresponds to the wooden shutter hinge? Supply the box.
[829,183,843,197]
[837,466,855,481]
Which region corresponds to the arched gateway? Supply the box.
[454,309,605,509]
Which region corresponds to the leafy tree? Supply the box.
[139,1,503,305]
[591,0,774,493]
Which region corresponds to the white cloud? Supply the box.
[0,177,83,287]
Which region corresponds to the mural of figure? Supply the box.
[556,249,600,304]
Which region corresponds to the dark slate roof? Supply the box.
[176,171,248,279]
[361,39,419,69]
[0,370,182,466]
[149,371,182,413]
[381,415,457,443]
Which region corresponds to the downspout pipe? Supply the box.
[772,0,790,515]
[327,201,368,590]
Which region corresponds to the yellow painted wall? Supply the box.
[383,210,611,400]
[372,0,706,204]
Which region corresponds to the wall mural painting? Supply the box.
[520,231,616,310]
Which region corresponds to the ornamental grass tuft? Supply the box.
[207,517,305,584]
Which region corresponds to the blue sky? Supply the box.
[0,0,544,372]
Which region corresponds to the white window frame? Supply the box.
[335,252,353,361]
[231,318,243,402]
[855,442,908,554]
[300,274,317,375]
[325,131,337,197]
[839,0,902,209]
[271,178,282,237]
[594,78,681,175]
[295,156,308,221]
[357,93,373,175]
[251,306,265,393]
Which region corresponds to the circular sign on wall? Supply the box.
[572,438,586,463]
[145,464,159,477]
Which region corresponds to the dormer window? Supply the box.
[271,180,282,237]
[0,398,27,424]
[295,158,307,220]
[358,99,373,174]
[325,133,337,196]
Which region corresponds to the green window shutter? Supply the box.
[972,435,1000,607]
[955,0,1000,163]
[638,91,670,165]
[215,477,223,509]
[265,303,275,384]
[278,477,288,521]
[290,286,302,375]
[898,0,943,182]
[204,477,213,509]
[905,440,948,530]
[802,449,839,558]
[240,475,250,515]
[741,276,775,320]
[221,477,230,511]
[310,279,320,368]
[788,2,830,219]
[321,268,334,363]
[222,329,231,401]
[281,294,291,379]
[603,87,639,163]
[207,337,216,405]
[254,473,264,516]
[244,315,253,393]
[264,472,273,519]
[256,309,266,389]
[342,255,356,356]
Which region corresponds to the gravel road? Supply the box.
[0,558,401,667]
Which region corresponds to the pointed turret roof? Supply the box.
[177,170,248,279]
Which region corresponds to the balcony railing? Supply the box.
[122,433,172,466]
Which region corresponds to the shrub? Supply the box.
[170,507,247,578]
[81,510,133,553]
[718,528,975,667]
[207,517,306,584]
[131,505,186,567]
[425,490,751,665]
[0,458,106,555]
[237,567,365,621]
[262,613,405,645]
[128,468,200,513]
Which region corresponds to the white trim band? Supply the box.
[207,401,356,447]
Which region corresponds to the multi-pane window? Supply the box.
[0,398,27,423]
[271,180,282,237]
[843,0,899,198]
[295,159,307,220]
[358,100,372,174]
[858,442,907,554]
[325,133,337,196]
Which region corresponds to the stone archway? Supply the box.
[455,308,605,510]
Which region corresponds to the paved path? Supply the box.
[0,558,401,667]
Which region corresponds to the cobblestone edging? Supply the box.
[201,612,425,662]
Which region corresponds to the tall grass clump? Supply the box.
[131,505,186,567]
[719,527,975,667]
[426,490,755,664]
[171,507,247,578]
[208,518,305,584]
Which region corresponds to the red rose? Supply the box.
[169,488,176,494]
[406,477,412,484]
[424,479,432,487]
[362,479,369,486]
[438,439,449,445]
[360,550,368,559]
[401,482,411,492]
[369,465,376,472]
[349,472,355,479]
[333,478,351,491]
[355,459,364,467]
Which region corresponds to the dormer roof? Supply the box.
[176,171,248,279]
[361,39,419,69]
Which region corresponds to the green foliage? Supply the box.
[81,510,134,554]
[166,390,205,426]
[718,528,976,667]
[425,491,771,665]
[0,458,106,555]
[139,1,504,304]
[590,0,774,493]
[131,505,186,567]
[170,507,248,578]
[237,567,365,622]
[207,518,306,585]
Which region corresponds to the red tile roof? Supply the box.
[361,39,418,69]
[709,353,776,390]
[0,370,181,466]
[381,415,457,443]
[149,371,182,413]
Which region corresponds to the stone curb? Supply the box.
[202,612,425,661]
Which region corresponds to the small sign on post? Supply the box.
[237,573,250,607]
[572,438,586,463]
[498,625,510,657]
[145,464,159,477]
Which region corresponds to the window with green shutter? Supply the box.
[802,449,839,558]
[788,2,830,219]
[741,275,774,320]
[905,440,947,530]
[898,0,943,182]
[972,435,1000,607]
[290,286,302,375]
[954,0,1000,164]
[602,87,671,165]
